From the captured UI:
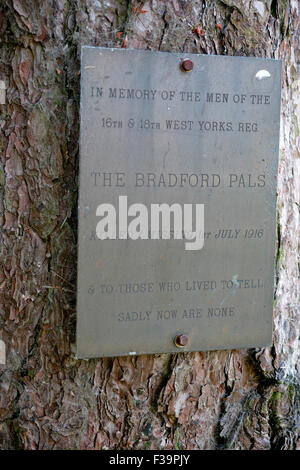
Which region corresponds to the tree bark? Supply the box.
[0,0,299,450]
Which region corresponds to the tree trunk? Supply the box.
[0,0,299,450]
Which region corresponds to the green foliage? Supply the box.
[175,428,181,450]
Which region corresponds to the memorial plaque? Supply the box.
[77,47,281,358]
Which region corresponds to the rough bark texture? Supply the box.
[0,0,299,450]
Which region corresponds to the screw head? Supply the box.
[174,334,189,347]
[181,59,194,72]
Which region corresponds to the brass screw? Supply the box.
[174,334,189,347]
[181,59,194,72]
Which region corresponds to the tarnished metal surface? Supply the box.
[77,47,281,358]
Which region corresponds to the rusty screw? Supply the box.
[181,59,194,72]
[174,334,189,347]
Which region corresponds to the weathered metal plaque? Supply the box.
[77,47,281,358]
